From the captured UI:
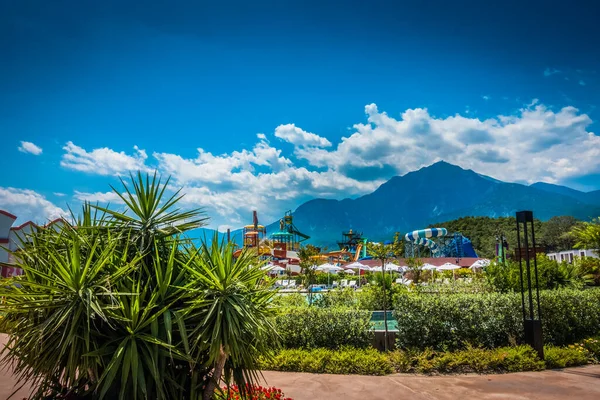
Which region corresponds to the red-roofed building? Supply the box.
[0,210,68,277]
[341,257,481,269]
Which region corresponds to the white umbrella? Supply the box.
[343,268,356,274]
[270,266,286,272]
[317,263,343,286]
[317,264,343,273]
[422,263,437,270]
[370,266,383,272]
[470,259,491,269]
[437,262,461,271]
[345,261,369,270]
[385,263,404,273]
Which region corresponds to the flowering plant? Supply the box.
[216,384,293,400]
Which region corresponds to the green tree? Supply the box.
[298,244,321,305]
[366,233,403,351]
[540,216,578,251]
[569,217,600,255]
[406,257,424,285]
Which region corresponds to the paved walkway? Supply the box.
[1,330,599,400]
[261,367,600,400]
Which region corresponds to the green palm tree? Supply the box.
[0,172,277,400]
[182,238,278,400]
[569,217,600,255]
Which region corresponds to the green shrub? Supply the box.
[275,307,374,349]
[497,346,546,372]
[578,337,600,361]
[394,292,522,350]
[261,345,546,375]
[394,289,600,351]
[261,347,393,375]
[485,255,588,292]
[273,293,308,308]
[312,287,358,308]
[538,289,600,345]
[544,346,589,369]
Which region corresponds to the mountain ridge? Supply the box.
[234,162,600,247]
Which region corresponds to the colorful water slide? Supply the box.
[405,228,448,255]
[354,243,363,261]
[413,237,440,254]
[404,228,448,241]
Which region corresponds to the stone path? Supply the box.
[261,367,600,400]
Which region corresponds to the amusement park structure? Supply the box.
[234,210,310,271]
[238,211,270,257]
[404,227,478,258]
[271,210,310,259]
[318,229,368,263]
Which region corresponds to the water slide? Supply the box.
[354,243,363,261]
[404,228,448,241]
[405,228,448,256]
[413,237,440,254]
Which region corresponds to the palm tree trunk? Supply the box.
[203,346,228,400]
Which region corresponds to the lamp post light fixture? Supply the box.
[515,211,544,359]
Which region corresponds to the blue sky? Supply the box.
[1,0,599,228]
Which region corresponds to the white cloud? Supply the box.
[482,95,490,101]
[303,102,599,185]
[579,80,586,86]
[61,141,148,175]
[0,187,68,224]
[73,191,125,204]
[544,68,561,77]
[274,124,332,147]
[57,101,600,229]
[53,192,66,197]
[18,141,43,155]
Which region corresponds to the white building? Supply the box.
[547,249,599,264]
[0,209,65,277]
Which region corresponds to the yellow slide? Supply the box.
[354,243,362,261]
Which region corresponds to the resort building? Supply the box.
[547,249,599,263]
[0,209,65,277]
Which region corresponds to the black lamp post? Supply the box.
[515,211,544,359]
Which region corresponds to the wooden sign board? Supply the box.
[514,247,546,261]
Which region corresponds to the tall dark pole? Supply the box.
[516,211,544,359]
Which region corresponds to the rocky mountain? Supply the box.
[259,162,600,247]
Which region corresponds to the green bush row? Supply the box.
[260,347,394,375]
[261,340,600,375]
[394,288,600,350]
[275,307,374,349]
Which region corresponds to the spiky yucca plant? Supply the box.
[0,172,277,400]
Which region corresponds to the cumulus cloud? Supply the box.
[58,101,600,228]
[274,124,332,147]
[0,187,68,224]
[293,102,600,185]
[73,191,125,204]
[61,141,148,175]
[18,141,43,155]
[155,137,379,224]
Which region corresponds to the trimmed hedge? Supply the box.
[275,308,373,349]
[260,347,393,375]
[260,344,595,375]
[394,289,600,351]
